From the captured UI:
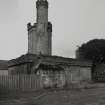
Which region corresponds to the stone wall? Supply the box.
[36,26,52,55]
[28,23,38,54]
[37,69,65,88]
[63,65,91,83]
[8,64,29,75]
[36,64,91,88]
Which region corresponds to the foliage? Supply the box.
[77,39,105,63]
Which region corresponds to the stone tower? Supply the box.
[27,0,52,55]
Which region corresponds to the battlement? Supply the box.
[36,0,48,8]
[27,23,37,31]
[47,22,52,32]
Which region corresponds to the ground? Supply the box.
[0,88,105,105]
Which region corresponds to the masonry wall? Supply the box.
[28,22,52,55]
[36,65,91,88]
[28,24,38,54]
[79,67,91,81]
[37,69,65,88]
[8,64,28,75]
[62,65,91,84]
[36,30,51,55]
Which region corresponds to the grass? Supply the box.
[1,87,105,105]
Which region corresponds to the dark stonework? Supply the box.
[27,23,37,31]
[36,0,48,9]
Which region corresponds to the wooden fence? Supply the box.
[0,74,88,92]
[0,75,42,91]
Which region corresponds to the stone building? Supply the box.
[8,53,92,87]
[0,0,93,87]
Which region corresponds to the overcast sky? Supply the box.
[0,0,105,60]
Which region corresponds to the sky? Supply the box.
[0,0,105,60]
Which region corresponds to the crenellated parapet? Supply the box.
[36,0,48,8]
[47,22,52,32]
[27,23,37,31]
